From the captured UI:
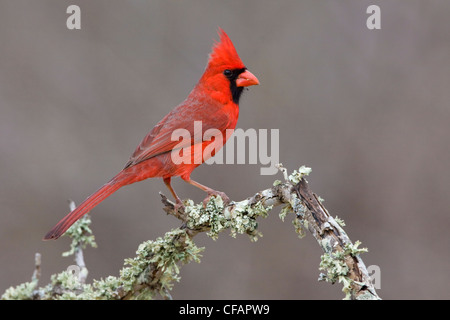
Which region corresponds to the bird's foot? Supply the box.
[202,190,230,207]
[174,198,185,215]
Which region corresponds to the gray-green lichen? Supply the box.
[119,228,204,299]
[185,196,271,242]
[2,269,88,300]
[2,281,38,300]
[292,218,306,238]
[2,192,275,300]
[288,165,312,184]
[5,164,376,300]
[2,214,97,300]
[278,203,292,222]
[318,240,368,300]
[278,193,308,238]
[62,214,97,257]
[92,228,204,299]
[2,228,204,300]
[273,179,282,186]
[334,216,346,227]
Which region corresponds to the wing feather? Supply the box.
[124,95,232,168]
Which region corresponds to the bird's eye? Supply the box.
[223,69,232,77]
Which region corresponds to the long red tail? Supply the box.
[43,172,132,240]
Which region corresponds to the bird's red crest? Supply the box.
[208,28,245,69]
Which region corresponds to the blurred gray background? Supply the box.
[1,0,449,299]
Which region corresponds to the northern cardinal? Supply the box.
[44,29,259,240]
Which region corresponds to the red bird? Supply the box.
[44,29,259,240]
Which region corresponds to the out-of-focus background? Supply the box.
[1,0,449,299]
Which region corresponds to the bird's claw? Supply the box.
[173,199,185,216]
[175,200,185,211]
[202,191,230,207]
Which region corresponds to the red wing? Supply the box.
[124,98,232,168]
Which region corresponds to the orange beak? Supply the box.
[236,70,260,87]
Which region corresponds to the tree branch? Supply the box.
[1,165,380,300]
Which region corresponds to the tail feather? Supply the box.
[43,173,130,240]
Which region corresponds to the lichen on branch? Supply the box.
[2,164,380,300]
